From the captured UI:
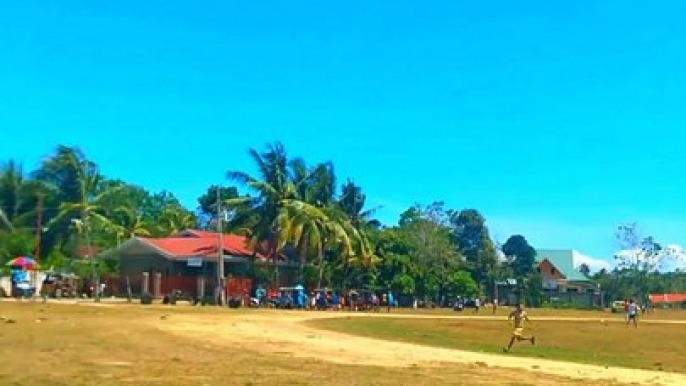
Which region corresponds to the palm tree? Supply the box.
[225,142,298,287]
[110,206,153,243]
[0,161,55,259]
[227,142,374,288]
[0,160,40,229]
[0,208,11,232]
[0,160,24,230]
[36,147,117,238]
[338,179,382,229]
[280,200,360,288]
[158,205,198,235]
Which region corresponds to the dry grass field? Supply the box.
[0,300,683,386]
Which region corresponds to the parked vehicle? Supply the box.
[347,289,380,312]
[453,298,478,312]
[41,272,78,298]
[611,300,626,313]
[270,287,304,309]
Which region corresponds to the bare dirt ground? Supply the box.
[154,310,686,386]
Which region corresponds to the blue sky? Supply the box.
[2,1,686,269]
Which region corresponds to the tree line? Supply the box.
[3,143,684,306]
[0,143,541,302]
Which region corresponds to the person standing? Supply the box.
[503,303,536,353]
[626,299,639,328]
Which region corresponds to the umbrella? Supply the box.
[5,256,38,270]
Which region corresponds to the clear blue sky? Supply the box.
[2,1,685,267]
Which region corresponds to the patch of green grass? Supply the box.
[309,316,684,372]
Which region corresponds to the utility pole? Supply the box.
[35,193,43,263]
[83,216,100,302]
[216,186,226,306]
[74,217,99,303]
[34,193,44,291]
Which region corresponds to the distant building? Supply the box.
[535,249,596,293]
[100,229,299,298]
[495,249,599,308]
[536,249,599,308]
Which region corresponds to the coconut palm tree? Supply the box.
[338,179,382,229]
[0,160,55,240]
[280,200,359,288]
[0,209,11,232]
[157,204,198,235]
[227,142,374,288]
[109,206,153,243]
[35,147,117,237]
[0,160,39,229]
[225,142,299,286]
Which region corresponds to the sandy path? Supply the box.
[154,310,686,386]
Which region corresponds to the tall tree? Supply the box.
[225,142,299,286]
[280,200,362,287]
[0,160,26,230]
[614,223,666,304]
[449,209,498,291]
[501,234,538,304]
[1,159,59,259]
[614,223,664,272]
[34,147,117,251]
[578,263,591,277]
[338,179,381,229]
[398,202,465,300]
[197,185,240,229]
[158,204,198,235]
[501,234,536,278]
[0,160,51,229]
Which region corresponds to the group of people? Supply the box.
[253,286,397,312]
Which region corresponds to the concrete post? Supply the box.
[197,276,205,299]
[153,272,162,298]
[141,272,150,295]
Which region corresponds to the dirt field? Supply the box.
[1,300,684,385]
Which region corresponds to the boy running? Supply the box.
[503,303,536,353]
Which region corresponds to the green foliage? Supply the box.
[5,141,612,308]
[197,185,240,229]
[43,249,70,271]
[226,142,373,288]
[502,235,537,278]
[0,229,36,263]
[0,146,201,278]
[523,272,544,307]
[578,263,591,277]
[449,209,498,289]
[338,179,381,229]
[375,203,467,300]
[445,270,479,298]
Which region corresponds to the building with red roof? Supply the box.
[648,293,686,304]
[102,229,298,298]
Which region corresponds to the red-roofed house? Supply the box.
[648,293,686,304]
[102,229,296,298]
